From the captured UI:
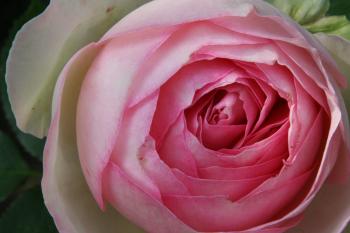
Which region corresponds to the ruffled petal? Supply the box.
[163,170,312,232]
[6,0,149,137]
[151,59,238,141]
[111,94,161,201]
[43,44,143,233]
[103,163,197,233]
[76,29,171,207]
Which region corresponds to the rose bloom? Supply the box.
[6,0,350,232]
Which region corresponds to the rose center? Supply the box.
[185,81,289,151]
[207,92,246,125]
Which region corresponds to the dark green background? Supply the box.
[0,0,349,232]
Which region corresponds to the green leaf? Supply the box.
[0,0,47,160]
[344,224,350,233]
[0,131,29,202]
[0,187,58,233]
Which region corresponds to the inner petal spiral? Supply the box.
[185,78,289,151]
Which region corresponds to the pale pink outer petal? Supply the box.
[284,33,350,233]
[315,33,350,81]
[103,163,197,233]
[42,44,144,233]
[128,21,262,108]
[111,93,162,200]
[76,29,172,208]
[315,33,350,164]
[285,182,350,233]
[6,0,149,137]
[102,0,254,39]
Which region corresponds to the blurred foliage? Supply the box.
[0,0,47,161]
[329,0,350,18]
[0,0,56,232]
[0,132,29,202]
[0,187,58,233]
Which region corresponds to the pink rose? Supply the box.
[6,0,350,232]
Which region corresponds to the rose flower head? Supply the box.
[6,0,350,232]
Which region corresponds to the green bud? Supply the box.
[267,0,330,25]
[305,16,350,40]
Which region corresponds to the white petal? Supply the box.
[6,0,149,137]
[42,43,144,233]
[315,33,350,118]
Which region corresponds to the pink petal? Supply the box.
[247,110,326,199]
[194,44,278,65]
[225,84,260,136]
[287,82,319,157]
[287,182,350,233]
[76,29,171,208]
[201,123,246,150]
[103,162,197,233]
[184,121,289,168]
[110,93,161,200]
[43,44,143,233]
[274,114,344,232]
[151,59,237,141]
[173,169,271,201]
[163,169,312,232]
[158,115,199,177]
[128,21,267,107]
[102,0,254,38]
[271,44,329,111]
[139,137,190,196]
[199,155,285,180]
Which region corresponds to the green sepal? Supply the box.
[267,0,330,24]
[305,15,350,40]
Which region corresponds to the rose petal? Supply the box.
[265,112,344,232]
[128,21,265,107]
[315,33,350,81]
[139,138,190,196]
[111,93,161,200]
[287,182,350,233]
[315,34,350,179]
[163,169,312,232]
[103,163,197,233]
[185,121,289,168]
[201,123,246,150]
[245,110,326,201]
[194,44,278,65]
[102,0,255,39]
[151,59,238,141]
[199,155,285,180]
[43,44,143,233]
[6,0,149,137]
[76,29,171,208]
[158,115,199,177]
[173,169,271,200]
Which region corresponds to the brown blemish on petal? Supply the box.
[106,6,115,13]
